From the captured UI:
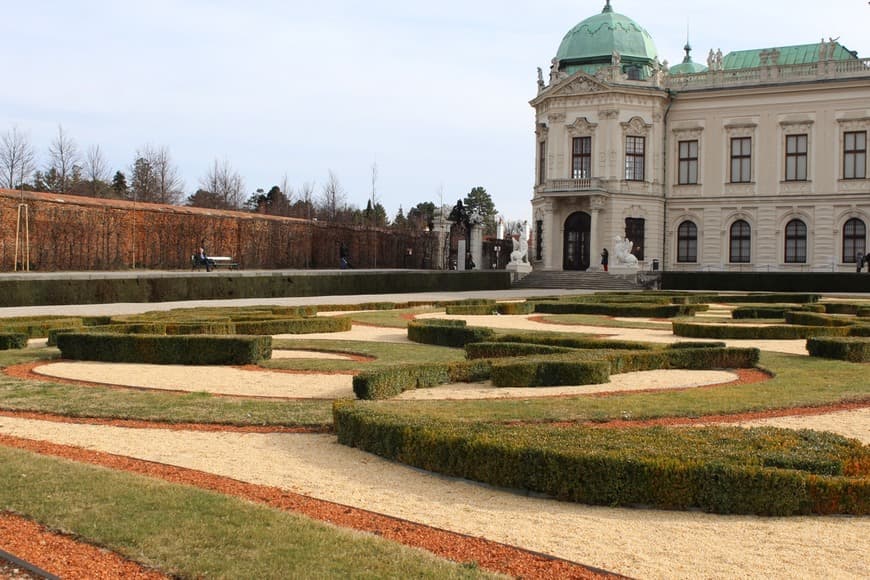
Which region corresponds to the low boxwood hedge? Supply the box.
[352,360,492,400]
[407,319,494,347]
[0,333,28,350]
[672,322,852,340]
[714,293,821,304]
[56,333,272,365]
[333,404,869,516]
[234,317,351,335]
[807,337,870,362]
[0,317,86,338]
[445,304,496,315]
[784,311,856,327]
[491,358,611,387]
[534,302,707,318]
[731,306,793,319]
[465,342,576,359]
[496,302,535,315]
[165,320,235,335]
[667,341,727,349]
[495,332,655,351]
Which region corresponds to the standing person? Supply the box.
[601,248,609,272]
[339,242,350,269]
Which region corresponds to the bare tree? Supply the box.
[130,145,183,204]
[150,145,184,205]
[297,180,315,219]
[83,144,110,197]
[319,170,345,221]
[0,126,36,190]
[280,173,294,206]
[46,125,80,193]
[198,157,245,209]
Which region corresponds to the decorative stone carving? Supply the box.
[621,116,653,136]
[836,116,870,132]
[672,127,704,140]
[535,123,549,138]
[599,109,619,119]
[547,112,566,123]
[566,117,598,137]
[613,236,638,267]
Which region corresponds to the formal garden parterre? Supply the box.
[0,291,867,578]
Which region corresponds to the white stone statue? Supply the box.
[509,221,531,264]
[613,236,638,266]
[715,49,723,70]
[612,50,621,66]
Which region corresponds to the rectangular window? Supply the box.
[785,134,808,181]
[678,140,699,185]
[730,137,752,183]
[572,137,591,180]
[844,131,867,180]
[538,141,547,185]
[535,220,543,261]
[625,136,645,181]
[624,218,645,261]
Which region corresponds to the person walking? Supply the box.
[601,248,609,272]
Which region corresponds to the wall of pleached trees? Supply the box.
[0,190,426,272]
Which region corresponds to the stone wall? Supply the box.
[0,190,424,271]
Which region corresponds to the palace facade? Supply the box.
[530,1,870,273]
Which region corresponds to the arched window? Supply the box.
[784,219,807,263]
[677,221,697,263]
[729,220,751,263]
[843,218,867,263]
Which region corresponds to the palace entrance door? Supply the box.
[563,211,591,271]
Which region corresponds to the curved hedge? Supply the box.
[784,311,856,328]
[56,333,272,365]
[334,404,870,516]
[465,342,576,360]
[672,322,851,340]
[731,306,793,319]
[407,319,494,347]
[352,360,492,400]
[807,337,870,362]
[235,317,351,335]
[714,293,821,304]
[495,333,655,351]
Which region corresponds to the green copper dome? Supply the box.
[555,1,658,76]
[668,42,708,75]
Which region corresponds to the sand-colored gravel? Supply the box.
[737,407,870,444]
[0,416,865,580]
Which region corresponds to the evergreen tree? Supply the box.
[392,205,408,229]
[111,171,128,197]
[463,186,497,235]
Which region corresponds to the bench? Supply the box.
[191,255,239,270]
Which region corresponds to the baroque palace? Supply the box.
[530,0,870,273]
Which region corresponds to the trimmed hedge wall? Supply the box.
[494,332,655,351]
[0,317,86,338]
[445,304,496,315]
[56,333,272,365]
[465,342,576,359]
[672,322,852,340]
[333,404,870,516]
[234,317,351,335]
[491,358,611,387]
[533,302,707,318]
[731,306,793,319]
[712,293,820,304]
[407,320,494,347]
[352,360,492,400]
[784,311,856,327]
[807,337,870,362]
[0,333,28,350]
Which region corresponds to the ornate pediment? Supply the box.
[566,116,598,137]
[621,116,653,136]
[545,72,609,98]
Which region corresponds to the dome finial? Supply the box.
[603,0,613,13]
[683,19,693,63]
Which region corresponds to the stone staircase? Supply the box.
[511,269,642,291]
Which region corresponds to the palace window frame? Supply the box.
[677,220,698,263]
[678,140,699,185]
[625,136,645,181]
[844,131,867,180]
[572,136,592,180]
[730,137,752,183]
[843,218,866,263]
[784,219,808,264]
[729,220,751,264]
[785,134,808,181]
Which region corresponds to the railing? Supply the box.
[666,57,870,91]
[537,178,601,192]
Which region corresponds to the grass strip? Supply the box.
[0,445,494,579]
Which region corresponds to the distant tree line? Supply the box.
[0,124,501,235]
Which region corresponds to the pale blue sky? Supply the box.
[3,0,868,222]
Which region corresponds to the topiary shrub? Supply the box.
[0,333,28,350]
[534,302,707,318]
[807,337,870,362]
[57,333,272,365]
[352,360,492,400]
[407,319,494,347]
[491,358,611,387]
[731,305,793,319]
[465,342,576,360]
[495,332,655,351]
[496,302,535,315]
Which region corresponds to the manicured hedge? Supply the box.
[333,404,870,516]
[0,317,86,338]
[234,317,352,335]
[407,320,494,347]
[0,333,28,350]
[823,303,865,315]
[731,306,793,319]
[165,320,235,335]
[534,302,707,318]
[807,337,870,362]
[496,302,536,315]
[352,360,492,400]
[495,333,656,351]
[672,322,852,340]
[667,341,727,349]
[784,311,856,327]
[56,333,272,365]
[712,293,821,304]
[47,323,169,346]
[491,358,611,387]
[445,304,496,315]
[465,342,576,360]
